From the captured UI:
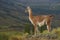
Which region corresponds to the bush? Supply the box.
[24,24,34,34]
[0,33,8,40]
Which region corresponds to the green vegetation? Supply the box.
[24,23,34,34]
[0,31,29,40]
[0,27,60,40]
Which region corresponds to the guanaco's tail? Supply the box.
[49,15,54,18]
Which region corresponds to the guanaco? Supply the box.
[25,6,54,35]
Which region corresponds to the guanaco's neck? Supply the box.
[28,8,33,18]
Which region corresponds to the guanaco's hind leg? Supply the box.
[46,20,51,32]
[47,24,51,32]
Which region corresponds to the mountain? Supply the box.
[0,0,27,28]
[0,0,60,28]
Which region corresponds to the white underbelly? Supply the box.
[37,20,45,27]
[29,17,46,26]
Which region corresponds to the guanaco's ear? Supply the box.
[25,6,29,13]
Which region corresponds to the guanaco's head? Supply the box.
[25,6,32,13]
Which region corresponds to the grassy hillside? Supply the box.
[0,27,60,40]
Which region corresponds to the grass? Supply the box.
[0,27,60,40]
[0,31,29,40]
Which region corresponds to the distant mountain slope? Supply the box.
[0,0,60,28]
[0,0,27,27]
